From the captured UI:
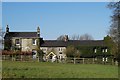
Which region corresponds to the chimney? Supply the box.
[37,26,40,37]
[6,25,9,34]
[64,35,69,42]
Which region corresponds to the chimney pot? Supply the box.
[64,35,69,42]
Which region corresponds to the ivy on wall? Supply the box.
[75,46,111,58]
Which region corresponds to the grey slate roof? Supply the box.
[4,32,106,47]
[4,32,38,38]
[41,40,106,47]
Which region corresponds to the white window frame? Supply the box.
[105,49,108,52]
[59,48,62,52]
[106,57,108,62]
[32,39,36,45]
[43,48,47,52]
[16,39,20,45]
[94,48,97,53]
[102,49,104,53]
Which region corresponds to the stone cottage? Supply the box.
[4,25,110,62]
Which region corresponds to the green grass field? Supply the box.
[2,61,118,78]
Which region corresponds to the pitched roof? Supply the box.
[41,40,106,47]
[4,32,38,38]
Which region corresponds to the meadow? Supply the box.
[2,61,118,78]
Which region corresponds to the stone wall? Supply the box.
[40,47,67,60]
[11,38,38,51]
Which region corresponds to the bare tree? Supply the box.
[70,33,94,40]
[107,2,120,60]
[107,2,120,43]
[57,34,93,40]
[70,34,80,40]
[57,35,65,40]
[80,33,94,40]
[65,45,80,58]
[0,28,5,50]
[0,27,2,40]
[57,35,69,42]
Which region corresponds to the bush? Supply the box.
[2,50,14,55]
[2,50,32,55]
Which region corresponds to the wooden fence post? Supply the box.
[93,58,95,64]
[4,55,5,60]
[83,58,84,64]
[21,55,23,61]
[112,59,114,65]
[74,58,76,64]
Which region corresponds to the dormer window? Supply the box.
[15,39,20,45]
[32,39,36,45]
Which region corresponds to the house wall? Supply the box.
[40,47,66,60]
[21,38,37,51]
[11,38,38,51]
[11,38,21,50]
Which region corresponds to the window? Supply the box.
[59,48,60,51]
[32,49,37,55]
[106,57,108,61]
[102,48,107,53]
[59,52,62,54]
[102,49,104,53]
[59,48,62,52]
[32,39,36,45]
[43,48,47,52]
[15,39,20,45]
[105,49,108,52]
[94,48,97,53]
